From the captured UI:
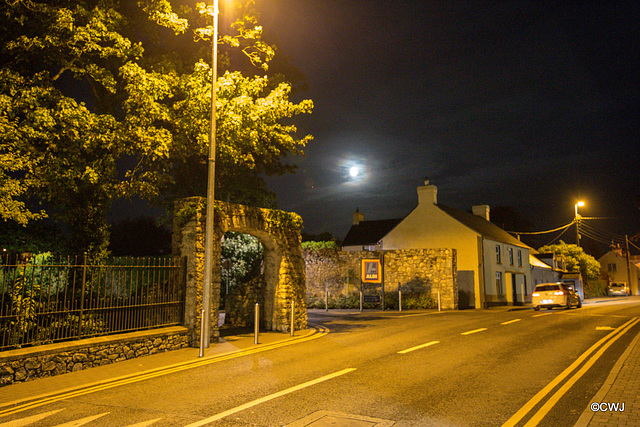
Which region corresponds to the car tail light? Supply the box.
[554,291,564,296]
[532,292,540,297]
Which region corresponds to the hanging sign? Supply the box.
[361,259,382,283]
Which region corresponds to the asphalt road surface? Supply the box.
[2,297,639,426]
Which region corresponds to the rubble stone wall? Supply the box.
[304,248,458,309]
[0,327,188,386]
[173,198,307,345]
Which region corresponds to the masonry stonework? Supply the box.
[304,248,458,309]
[173,198,307,346]
[0,327,188,386]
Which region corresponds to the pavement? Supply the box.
[0,325,320,410]
[573,317,640,427]
[1,301,640,426]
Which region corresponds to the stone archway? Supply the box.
[172,197,307,346]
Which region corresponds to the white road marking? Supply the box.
[501,319,521,325]
[397,311,446,318]
[461,328,487,335]
[54,412,110,426]
[184,368,357,426]
[0,409,65,427]
[398,341,440,354]
[596,326,616,330]
[126,419,163,427]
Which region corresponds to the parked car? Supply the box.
[608,282,630,296]
[532,283,581,311]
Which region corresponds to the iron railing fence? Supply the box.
[0,254,185,351]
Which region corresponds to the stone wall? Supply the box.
[304,248,458,309]
[173,198,307,345]
[0,327,188,386]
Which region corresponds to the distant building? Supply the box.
[598,248,640,295]
[530,252,584,300]
[342,179,534,308]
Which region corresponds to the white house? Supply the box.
[342,179,534,308]
[598,249,640,295]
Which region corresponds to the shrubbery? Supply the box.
[306,292,436,310]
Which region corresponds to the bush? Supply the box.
[584,278,608,298]
[305,291,436,310]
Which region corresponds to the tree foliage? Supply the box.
[537,241,601,283]
[220,231,263,295]
[0,0,313,256]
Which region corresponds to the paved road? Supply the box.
[1,298,639,426]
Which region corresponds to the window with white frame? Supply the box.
[517,250,522,267]
[508,247,514,265]
[496,245,501,264]
[496,272,503,295]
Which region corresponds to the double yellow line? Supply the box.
[502,316,640,427]
[0,325,329,417]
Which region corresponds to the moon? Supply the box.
[349,166,359,177]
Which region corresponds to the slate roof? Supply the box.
[342,218,403,247]
[341,204,532,250]
[436,204,532,249]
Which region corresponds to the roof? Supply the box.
[436,204,532,249]
[342,218,403,247]
[530,254,552,269]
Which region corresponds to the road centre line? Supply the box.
[501,319,521,325]
[398,341,440,354]
[184,368,357,427]
[0,325,330,417]
[397,312,446,318]
[522,316,640,427]
[461,328,487,335]
[533,313,553,318]
[501,316,640,427]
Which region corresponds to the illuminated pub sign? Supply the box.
[361,259,382,283]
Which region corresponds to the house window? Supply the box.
[508,248,514,265]
[496,272,503,295]
[496,245,501,264]
[608,263,617,272]
[517,250,522,267]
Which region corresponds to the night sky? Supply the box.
[255,1,640,246]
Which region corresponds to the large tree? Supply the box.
[537,241,601,288]
[0,0,312,256]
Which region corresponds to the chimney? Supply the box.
[472,205,490,221]
[417,177,437,205]
[352,208,364,225]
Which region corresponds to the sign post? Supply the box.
[361,258,383,309]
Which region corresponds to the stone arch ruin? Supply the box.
[172,197,307,346]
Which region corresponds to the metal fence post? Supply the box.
[359,290,363,312]
[78,253,87,339]
[254,303,259,345]
[325,289,328,311]
[290,300,295,337]
[199,309,205,357]
[399,289,402,312]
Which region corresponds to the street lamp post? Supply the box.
[200,0,219,356]
[574,201,585,247]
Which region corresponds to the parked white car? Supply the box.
[532,283,581,311]
[608,283,630,296]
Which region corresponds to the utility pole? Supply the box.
[574,201,584,247]
[626,235,633,295]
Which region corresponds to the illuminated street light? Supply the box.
[574,201,585,247]
[201,0,220,356]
